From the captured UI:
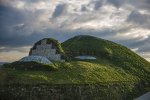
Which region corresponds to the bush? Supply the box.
[2,61,57,71]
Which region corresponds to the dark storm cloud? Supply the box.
[106,0,150,10]
[0,25,117,47]
[146,0,150,3]
[0,5,33,46]
[94,0,103,10]
[0,5,41,47]
[127,10,150,29]
[81,5,88,12]
[138,46,150,53]
[0,3,52,48]
[24,0,41,3]
[106,0,125,8]
[0,47,29,53]
[113,34,150,55]
[0,3,71,48]
[52,4,66,18]
[0,32,41,47]
[0,5,25,29]
[115,37,146,48]
[0,29,65,47]
[136,36,150,53]
[126,0,150,11]
[0,5,27,46]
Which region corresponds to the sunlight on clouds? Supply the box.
[139,52,150,62]
[0,47,5,50]
[15,1,25,9]
[130,49,150,62]
[146,58,150,62]
[131,48,139,52]
[0,46,31,62]
[11,0,53,10]
[0,51,28,62]
[0,46,31,53]
[0,0,150,62]
[113,28,150,41]
[64,5,131,30]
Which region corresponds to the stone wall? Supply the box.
[30,39,64,62]
[0,84,138,100]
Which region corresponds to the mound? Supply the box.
[2,61,56,71]
[62,35,150,80]
[0,35,150,100]
[62,35,114,58]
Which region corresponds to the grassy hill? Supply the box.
[0,60,140,84]
[0,35,150,100]
[62,35,150,80]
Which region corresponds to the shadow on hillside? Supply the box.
[126,79,150,99]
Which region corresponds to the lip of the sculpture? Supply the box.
[32,38,63,53]
[20,55,52,64]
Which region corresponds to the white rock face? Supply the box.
[20,56,52,64]
[75,56,96,60]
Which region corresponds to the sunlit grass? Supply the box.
[0,60,140,85]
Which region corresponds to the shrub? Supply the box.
[2,61,57,71]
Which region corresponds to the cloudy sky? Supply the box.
[0,0,150,62]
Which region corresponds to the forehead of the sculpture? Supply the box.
[32,38,59,49]
[35,38,58,45]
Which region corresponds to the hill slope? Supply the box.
[0,35,150,100]
[62,35,150,80]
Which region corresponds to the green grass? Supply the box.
[2,61,57,71]
[0,59,149,99]
[62,35,150,80]
[0,35,150,99]
[0,59,141,85]
[0,35,149,85]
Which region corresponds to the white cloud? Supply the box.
[113,28,150,41]
[0,51,28,62]
[0,46,31,53]
[139,52,150,61]
[0,0,150,62]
